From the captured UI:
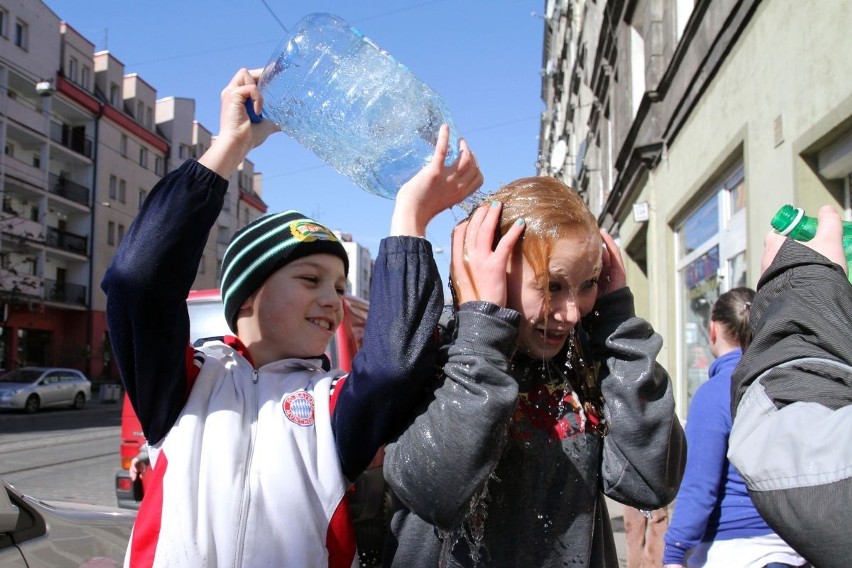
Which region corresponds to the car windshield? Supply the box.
[0,369,42,384]
[187,299,229,343]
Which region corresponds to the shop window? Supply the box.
[675,162,746,410]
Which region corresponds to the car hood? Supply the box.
[26,495,137,523]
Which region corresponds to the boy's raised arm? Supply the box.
[332,125,484,480]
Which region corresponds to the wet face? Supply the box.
[238,254,346,366]
[507,232,602,360]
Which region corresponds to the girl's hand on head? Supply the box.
[391,124,484,236]
[450,201,524,306]
[598,229,627,297]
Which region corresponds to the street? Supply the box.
[0,400,630,565]
[0,400,124,508]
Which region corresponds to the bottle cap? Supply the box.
[771,204,804,236]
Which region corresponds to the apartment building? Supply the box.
[538,0,852,417]
[0,1,267,380]
[335,230,373,302]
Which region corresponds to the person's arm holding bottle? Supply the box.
[729,206,852,568]
[102,68,277,444]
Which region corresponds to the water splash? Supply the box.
[437,471,500,568]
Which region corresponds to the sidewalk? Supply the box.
[608,498,628,567]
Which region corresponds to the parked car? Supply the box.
[0,475,135,567]
[0,367,91,413]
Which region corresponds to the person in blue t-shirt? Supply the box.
[663,287,805,568]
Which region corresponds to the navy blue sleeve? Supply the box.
[332,236,444,482]
[101,160,227,444]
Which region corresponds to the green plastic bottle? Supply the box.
[770,204,852,283]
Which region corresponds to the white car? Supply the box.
[0,367,91,413]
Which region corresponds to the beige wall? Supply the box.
[624,0,852,417]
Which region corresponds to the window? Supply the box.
[4,142,12,157]
[108,175,117,199]
[109,83,119,106]
[138,189,147,210]
[629,26,645,119]
[120,134,127,157]
[136,101,144,121]
[139,147,148,168]
[675,0,694,41]
[14,19,27,50]
[675,162,746,411]
[118,179,126,203]
[198,255,206,275]
[0,8,7,38]
[107,221,115,246]
[68,57,78,83]
[81,66,90,90]
[118,223,125,244]
[155,156,164,176]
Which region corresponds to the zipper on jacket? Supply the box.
[233,368,260,566]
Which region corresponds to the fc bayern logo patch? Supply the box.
[282,392,315,426]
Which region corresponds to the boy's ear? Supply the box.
[242,290,257,307]
[239,291,258,317]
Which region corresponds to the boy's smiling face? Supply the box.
[236,254,347,367]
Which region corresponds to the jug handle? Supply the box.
[245,99,263,123]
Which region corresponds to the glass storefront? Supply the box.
[676,164,746,413]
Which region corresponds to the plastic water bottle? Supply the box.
[251,13,477,208]
[770,204,852,282]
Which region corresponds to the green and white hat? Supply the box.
[220,210,349,333]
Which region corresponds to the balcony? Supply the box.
[43,278,87,306]
[48,173,90,206]
[49,121,93,159]
[0,213,44,243]
[46,226,88,255]
[0,270,42,298]
[4,91,46,132]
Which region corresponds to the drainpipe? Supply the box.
[86,101,105,379]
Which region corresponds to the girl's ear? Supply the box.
[708,320,717,345]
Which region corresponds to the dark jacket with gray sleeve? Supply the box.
[729,239,852,568]
[383,289,686,567]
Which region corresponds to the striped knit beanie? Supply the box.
[220,210,349,333]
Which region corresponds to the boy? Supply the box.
[102,68,482,567]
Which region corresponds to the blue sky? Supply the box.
[44,0,546,290]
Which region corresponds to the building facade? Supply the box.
[538,0,852,417]
[336,231,373,302]
[0,0,271,380]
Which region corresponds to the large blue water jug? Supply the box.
[253,13,467,202]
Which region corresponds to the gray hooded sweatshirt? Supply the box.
[383,288,686,567]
